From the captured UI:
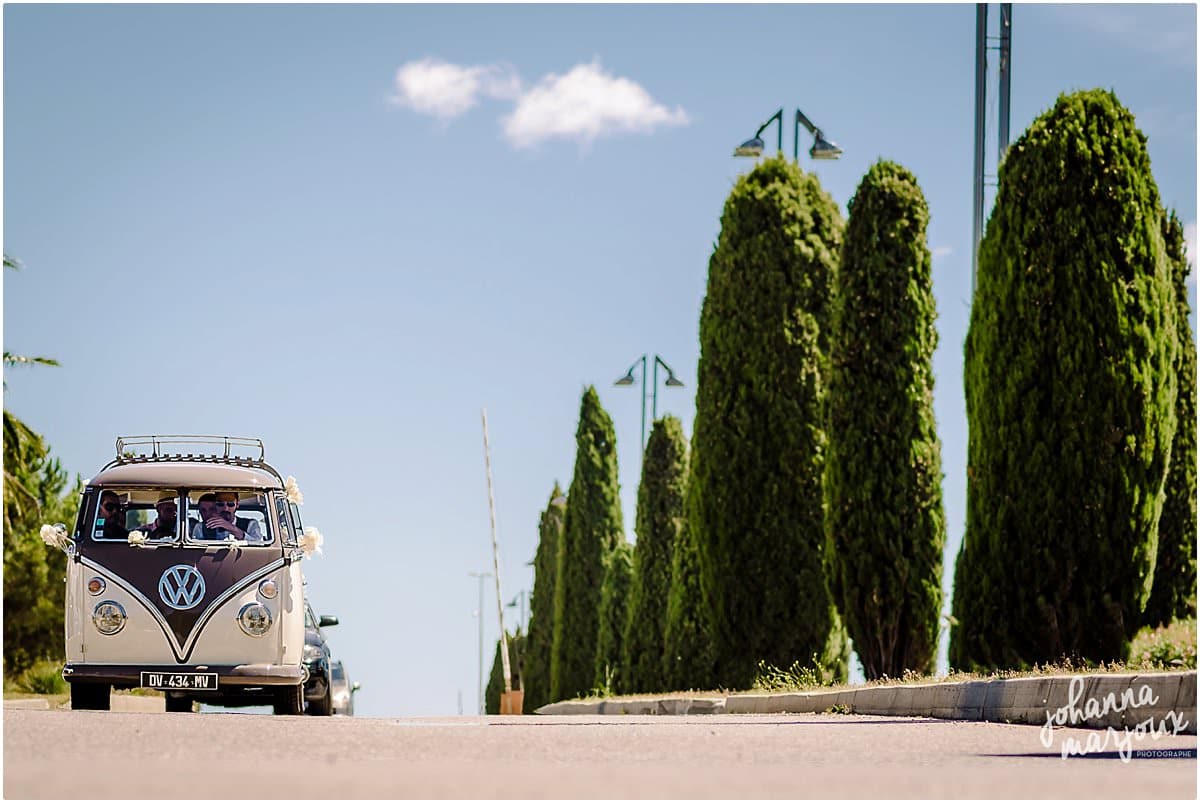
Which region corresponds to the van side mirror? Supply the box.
[319,615,339,627]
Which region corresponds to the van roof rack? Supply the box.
[106,435,282,482]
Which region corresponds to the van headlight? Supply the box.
[92,601,127,635]
[237,603,273,637]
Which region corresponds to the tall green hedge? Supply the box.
[551,386,624,701]
[1144,211,1197,626]
[522,484,566,712]
[825,160,945,679]
[622,417,689,693]
[594,539,634,693]
[485,629,525,715]
[689,154,849,688]
[952,90,1178,668]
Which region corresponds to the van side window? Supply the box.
[276,497,294,543]
[289,503,304,534]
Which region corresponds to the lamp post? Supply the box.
[733,107,843,163]
[468,570,492,715]
[614,354,685,453]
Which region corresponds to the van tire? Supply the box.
[165,694,193,713]
[70,682,110,711]
[273,683,304,715]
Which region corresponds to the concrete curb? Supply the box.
[4,698,50,710]
[537,671,1197,734]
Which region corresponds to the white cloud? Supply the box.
[501,61,689,149]
[390,58,521,120]
[932,246,953,259]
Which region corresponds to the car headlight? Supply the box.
[92,601,126,635]
[303,643,323,662]
[237,603,273,637]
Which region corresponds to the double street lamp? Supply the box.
[614,354,685,453]
[733,107,843,162]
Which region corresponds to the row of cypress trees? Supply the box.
[517,87,1194,710]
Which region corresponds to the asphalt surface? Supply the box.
[4,708,1196,798]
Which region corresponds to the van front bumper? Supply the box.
[62,663,303,687]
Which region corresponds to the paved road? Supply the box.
[5,709,1195,798]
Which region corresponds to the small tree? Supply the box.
[623,416,689,693]
[825,160,945,679]
[689,154,848,688]
[551,386,624,701]
[594,539,634,693]
[952,90,1177,668]
[1144,210,1197,626]
[485,629,525,715]
[522,484,567,712]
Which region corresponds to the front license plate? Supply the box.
[140,672,219,690]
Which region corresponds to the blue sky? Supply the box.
[4,4,1195,718]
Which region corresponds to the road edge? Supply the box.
[536,671,1197,734]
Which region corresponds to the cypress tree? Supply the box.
[689,154,849,688]
[1144,211,1197,626]
[594,539,634,693]
[662,514,717,691]
[485,629,525,715]
[825,161,945,679]
[523,484,566,712]
[623,416,689,693]
[550,386,624,700]
[952,90,1178,668]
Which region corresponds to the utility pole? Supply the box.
[972,3,1013,292]
[468,570,491,714]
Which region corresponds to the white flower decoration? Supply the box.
[127,531,147,546]
[284,476,304,505]
[40,523,69,550]
[299,526,323,558]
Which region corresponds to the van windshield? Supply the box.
[91,489,180,542]
[185,490,274,546]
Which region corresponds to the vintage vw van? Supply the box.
[59,436,313,714]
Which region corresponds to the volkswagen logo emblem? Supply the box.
[158,565,206,610]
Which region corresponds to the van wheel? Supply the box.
[70,682,110,711]
[273,684,304,715]
[308,675,333,717]
[165,694,193,713]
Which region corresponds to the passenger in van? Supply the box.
[135,493,178,539]
[192,492,264,543]
[98,491,129,539]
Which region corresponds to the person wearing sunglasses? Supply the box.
[191,491,263,543]
[97,491,130,539]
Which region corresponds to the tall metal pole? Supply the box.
[637,354,648,453]
[998,3,1013,160]
[972,3,988,293]
[468,570,491,714]
[481,410,511,696]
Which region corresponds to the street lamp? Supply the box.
[733,107,843,163]
[614,354,685,452]
[468,570,492,715]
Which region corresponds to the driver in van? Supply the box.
[191,491,264,543]
[135,493,178,539]
[98,491,129,539]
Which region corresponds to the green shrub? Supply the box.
[551,386,624,701]
[485,630,525,715]
[1129,619,1197,670]
[18,660,66,695]
[1143,211,1197,627]
[594,540,634,693]
[622,417,689,693]
[689,154,848,688]
[523,485,566,712]
[952,90,1178,669]
[662,511,717,692]
[825,160,945,680]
